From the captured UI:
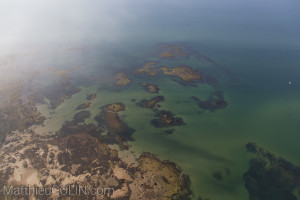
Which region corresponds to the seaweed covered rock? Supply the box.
[243,143,300,200]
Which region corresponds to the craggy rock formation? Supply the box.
[151,110,185,128]
[191,91,228,111]
[114,72,131,86]
[243,143,300,200]
[131,153,192,200]
[159,44,188,59]
[0,102,193,200]
[137,96,165,109]
[141,82,159,93]
[86,93,97,100]
[76,102,92,110]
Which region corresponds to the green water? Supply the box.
[112,44,300,199]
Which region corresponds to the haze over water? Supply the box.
[1,0,300,199]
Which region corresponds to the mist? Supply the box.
[0,0,299,55]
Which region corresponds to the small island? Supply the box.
[114,72,131,86]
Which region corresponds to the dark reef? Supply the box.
[164,129,175,135]
[75,101,91,110]
[137,96,165,109]
[151,110,185,128]
[243,142,300,200]
[95,103,134,148]
[87,93,97,100]
[191,91,228,111]
[212,171,223,181]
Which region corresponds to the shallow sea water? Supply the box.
[1,0,300,199]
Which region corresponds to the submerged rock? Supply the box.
[191,91,228,111]
[243,143,300,200]
[159,44,188,59]
[212,171,223,181]
[95,103,134,148]
[151,110,185,128]
[87,93,97,100]
[164,129,175,135]
[75,101,92,110]
[137,96,165,109]
[41,78,81,109]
